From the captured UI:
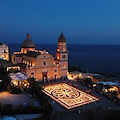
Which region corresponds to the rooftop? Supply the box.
[58,32,66,42]
[97,81,120,88]
[9,72,28,81]
[21,34,35,48]
[23,51,40,58]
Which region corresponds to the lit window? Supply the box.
[24,50,27,53]
[63,47,65,51]
[63,63,65,68]
[57,54,59,59]
[4,55,6,58]
[57,48,60,51]
[29,62,32,66]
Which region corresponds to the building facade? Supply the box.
[11,33,68,82]
[0,42,9,61]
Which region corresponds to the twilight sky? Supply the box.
[0,0,120,44]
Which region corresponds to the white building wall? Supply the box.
[0,44,9,61]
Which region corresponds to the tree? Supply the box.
[8,68,20,73]
[27,77,53,119]
[0,66,10,90]
[83,78,93,86]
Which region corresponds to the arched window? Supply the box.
[63,47,65,51]
[43,61,46,65]
[63,63,65,68]
[14,57,15,62]
[31,72,34,75]
[54,74,57,80]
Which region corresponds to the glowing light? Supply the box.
[43,83,99,109]
[57,54,59,59]
[32,62,35,66]
[41,50,49,54]
[14,52,21,54]
[104,89,108,92]
[12,80,18,86]
[109,87,118,92]
[63,43,66,45]
[63,63,65,68]
[63,47,65,51]
[93,84,96,87]
[24,83,27,87]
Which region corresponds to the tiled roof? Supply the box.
[58,32,66,42]
[23,51,40,58]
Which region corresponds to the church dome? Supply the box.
[58,32,66,42]
[21,34,35,48]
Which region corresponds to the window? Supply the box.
[43,61,46,65]
[63,63,65,68]
[4,55,6,58]
[29,62,32,66]
[63,47,65,51]
[14,57,15,62]
[3,50,7,53]
[57,54,59,59]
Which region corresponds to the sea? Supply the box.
[8,43,120,78]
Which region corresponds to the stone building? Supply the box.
[11,32,68,82]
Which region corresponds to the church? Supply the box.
[11,32,68,82]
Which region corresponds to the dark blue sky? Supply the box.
[0,0,120,44]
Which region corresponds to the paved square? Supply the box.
[42,83,99,109]
[0,91,37,108]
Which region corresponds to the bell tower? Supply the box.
[55,32,68,78]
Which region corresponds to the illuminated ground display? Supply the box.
[42,83,99,109]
